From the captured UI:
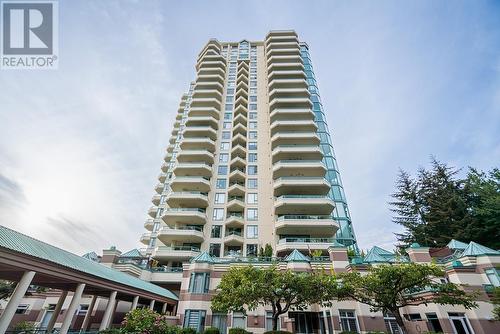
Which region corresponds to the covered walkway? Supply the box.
[0,225,178,334]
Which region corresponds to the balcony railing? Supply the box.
[157,245,201,252]
[166,208,206,213]
[150,266,184,273]
[276,195,329,199]
[225,231,243,237]
[277,215,334,221]
[278,237,335,244]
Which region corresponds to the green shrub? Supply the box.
[228,328,251,334]
[121,308,180,334]
[203,327,220,334]
[180,328,197,334]
[99,330,122,334]
[263,331,292,334]
[13,321,36,331]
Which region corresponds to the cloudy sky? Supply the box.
[0,1,499,255]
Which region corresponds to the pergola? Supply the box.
[0,225,178,334]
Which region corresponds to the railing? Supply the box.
[166,208,206,213]
[229,181,245,187]
[150,266,184,273]
[274,176,326,181]
[175,162,213,167]
[161,226,203,232]
[172,176,211,181]
[230,168,245,173]
[279,237,335,244]
[275,159,324,164]
[274,131,317,135]
[169,191,208,196]
[276,195,328,199]
[277,215,334,221]
[227,213,244,218]
[274,145,319,148]
[156,245,201,252]
[228,196,244,201]
[225,231,243,237]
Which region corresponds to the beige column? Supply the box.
[131,296,139,310]
[46,290,68,332]
[81,295,97,331]
[99,291,117,331]
[149,300,155,310]
[59,283,85,334]
[161,302,167,314]
[0,271,36,334]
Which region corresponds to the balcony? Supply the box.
[266,47,301,58]
[152,245,201,261]
[196,72,225,85]
[166,191,209,208]
[268,62,304,74]
[275,215,338,236]
[225,214,245,228]
[266,55,303,66]
[158,172,167,183]
[155,182,165,194]
[232,123,247,137]
[194,81,224,94]
[271,132,320,148]
[273,177,330,196]
[231,144,247,158]
[176,150,214,164]
[148,206,159,218]
[232,133,247,147]
[144,219,157,231]
[270,120,317,135]
[234,104,248,117]
[191,89,223,102]
[271,145,322,163]
[170,176,211,192]
[157,226,204,244]
[227,196,245,211]
[233,114,247,127]
[224,231,244,246]
[180,138,216,152]
[162,208,207,226]
[164,152,172,162]
[272,160,326,178]
[185,116,219,129]
[161,162,170,172]
[230,156,246,170]
[228,182,245,197]
[270,108,315,123]
[190,97,221,110]
[188,106,220,119]
[235,96,248,110]
[276,237,335,254]
[140,232,152,245]
[274,195,335,215]
[152,194,161,206]
[229,168,246,184]
[269,96,312,111]
[183,126,217,141]
[172,162,212,178]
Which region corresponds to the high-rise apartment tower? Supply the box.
[141,30,357,287]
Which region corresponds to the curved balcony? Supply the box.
[140,232,152,245]
[231,144,247,158]
[180,138,216,152]
[152,245,200,261]
[269,96,311,111]
[233,114,247,127]
[188,106,220,119]
[270,120,317,136]
[266,55,303,67]
[172,162,212,178]
[161,162,170,172]
[192,89,223,102]
[185,116,219,129]
[223,231,244,246]
[272,160,326,178]
[176,150,214,164]
[266,47,301,58]
[157,226,204,244]
[154,182,165,194]
[164,152,172,162]
[270,108,315,123]
[144,219,157,231]
[225,214,245,228]
[274,195,335,215]
[162,208,207,226]
[271,132,320,148]
[268,62,304,74]
[234,104,248,117]
[158,172,167,183]
[275,215,338,236]
[152,194,161,206]
[194,81,224,94]
[148,206,159,218]
[232,133,247,147]
[166,191,209,208]
[170,176,211,192]
[232,123,247,137]
[196,72,225,85]
[235,96,248,110]
[183,126,217,141]
[273,177,330,196]
[227,196,245,211]
[276,237,335,254]
[271,145,322,163]
[190,97,221,110]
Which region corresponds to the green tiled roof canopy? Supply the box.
[0,225,177,301]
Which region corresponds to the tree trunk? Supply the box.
[392,309,408,334]
[272,313,280,331]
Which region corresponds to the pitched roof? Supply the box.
[447,239,469,250]
[285,249,310,262]
[191,251,215,263]
[461,241,500,257]
[0,225,177,301]
[364,246,409,264]
[120,249,143,258]
[82,251,99,262]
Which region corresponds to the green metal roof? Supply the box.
[461,241,500,257]
[191,251,215,263]
[447,239,469,250]
[285,249,310,262]
[0,225,178,301]
[364,246,409,264]
[120,248,143,258]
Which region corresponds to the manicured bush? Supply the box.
[99,330,122,334]
[263,331,293,334]
[203,327,220,334]
[121,308,180,334]
[228,328,251,334]
[180,328,198,334]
